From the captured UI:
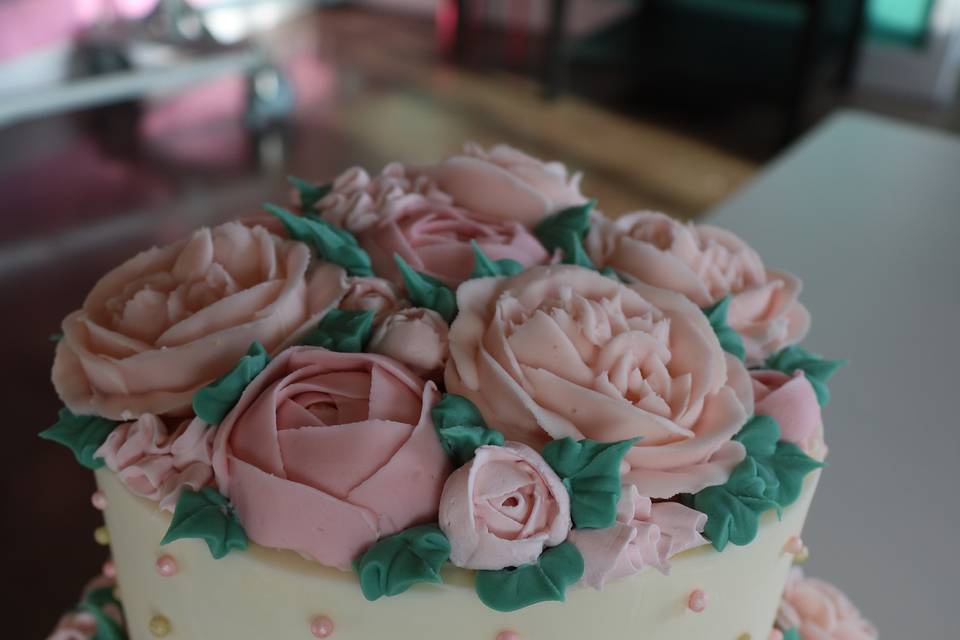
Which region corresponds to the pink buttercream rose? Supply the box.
[338,275,403,325]
[751,370,825,456]
[419,143,587,226]
[52,222,346,419]
[569,485,707,589]
[47,576,123,640]
[778,569,878,640]
[445,265,753,499]
[587,211,811,365]
[368,308,449,378]
[95,414,216,511]
[439,442,571,570]
[212,347,451,570]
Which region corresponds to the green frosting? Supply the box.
[78,586,127,640]
[765,345,846,406]
[265,203,374,277]
[39,408,118,470]
[431,394,505,466]
[469,241,525,279]
[394,254,458,323]
[353,524,451,600]
[161,487,248,559]
[299,309,374,352]
[474,541,584,612]
[734,416,823,508]
[702,297,747,361]
[287,175,332,211]
[192,341,270,426]
[541,437,640,529]
[533,200,599,270]
[49,332,63,342]
[782,629,801,640]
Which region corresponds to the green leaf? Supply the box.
[161,487,248,560]
[287,175,332,211]
[782,629,801,640]
[702,297,747,361]
[265,203,374,277]
[475,542,584,612]
[49,332,63,342]
[533,200,596,252]
[540,437,640,529]
[733,414,780,459]
[692,457,779,551]
[469,241,525,279]
[192,341,270,426]
[353,524,451,600]
[599,266,624,282]
[431,394,504,466]
[39,408,118,470]
[764,440,823,507]
[299,309,374,352]
[394,254,458,323]
[765,345,846,407]
[78,586,127,640]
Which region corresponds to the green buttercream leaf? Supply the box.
[533,200,595,251]
[431,394,504,466]
[540,437,640,529]
[192,341,270,426]
[693,457,779,551]
[49,332,63,342]
[764,440,823,507]
[78,586,127,640]
[161,487,248,559]
[599,266,624,282]
[39,408,118,470]
[733,414,780,459]
[474,541,584,612]
[469,241,525,279]
[782,629,801,640]
[265,203,373,277]
[287,175,332,211]
[353,524,451,600]
[394,254,458,323]
[299,309,374,352]
[765,345,847,407]
[702,297,747,361]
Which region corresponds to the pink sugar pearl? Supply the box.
[688,589,708,613]
[310,615,334,638]
[91,491,108,510]
[155,555,178,577]
[496,632,519,640]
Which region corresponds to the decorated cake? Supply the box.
[43,145,877,640]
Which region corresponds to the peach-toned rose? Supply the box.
[445,265,753,499]
[368,308,449,378]
[570,485,707,589]
[95,414,216,511]
[418,143,587,227]
[338,275,403,325]
[52,222,346,419]
[587,212,811,365]
[212,347,451,570]
[778,569,878,640]
[439,442,571,570]
[751,370,825,457]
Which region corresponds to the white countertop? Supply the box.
[705,110,960,639]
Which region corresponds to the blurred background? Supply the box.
[1,1,957,638]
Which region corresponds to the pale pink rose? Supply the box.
[587,212,811,365]
[439,442,571,570]
[95,414,216,512]
[418,143,587,227]
[445,265,754,499]
[338,275,403,325]
[47,576,123,640]
[570,485,707,589]
[778,569,878,640]
[212,347,451,570]
[368,308,449,378]
[751,370,825,456]
[356,202,549,289]
[52,222,347,420]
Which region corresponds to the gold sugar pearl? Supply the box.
[148,614,171,637]
[93,526,110,546]
[738,634,752,640]
[793,546,811,565]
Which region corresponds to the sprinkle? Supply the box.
[783,536,804,555]
[91,491,108,510]
[769,630,784,640]
[310,615,334,638]
[94,526,110,546]
[687,589,708,613]
[794,545,811,565]
[148,615,171,637]
[496,632,519,640]
[155,555,178,577]
[102,559,116,579]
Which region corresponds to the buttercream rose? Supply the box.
[439,442,571,570]
[368,308,449,377]
[445,265,753,498]
[47,576,123,640]
[587,211,810,364]
[751,370,825,457]
[53,222,346,419]
[570,485,707,589]
[777,569,878,640]
[418,143,587,226]
[338,275,403,325]
[212,347,451,570]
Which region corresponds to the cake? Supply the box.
[43,144,877,640]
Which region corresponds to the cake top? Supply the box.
[43,143,842,613]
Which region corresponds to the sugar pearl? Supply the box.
[794,546,811,565]
[91,491,108,510]
[687,589,708,613]
[769,630,785,640]
[148,615,171,637]
[93,526,110,546]
[496,632,519,640]
[102,559,116,579]
[155,555,178,577]
[784,536,804,555]
[310,615,334,638]
[737,635,752,640]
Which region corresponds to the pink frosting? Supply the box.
[212,347,452,570]
[587,212,811,365]
[778,569,878,640]
[95,414,216,512]
[445,265,752,499]
[751,370,825,455]
[338,275,403,325]
[569,485,707,589]
[46,575,122,640]
[418,143,587,227]
[52,222,347,419]
[439,442,571,570]
[369,308,449,378]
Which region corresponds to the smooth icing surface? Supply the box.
[96,468,819,640]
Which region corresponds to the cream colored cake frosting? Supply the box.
[42,144,875,640]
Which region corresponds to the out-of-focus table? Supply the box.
[705,110,959,639]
